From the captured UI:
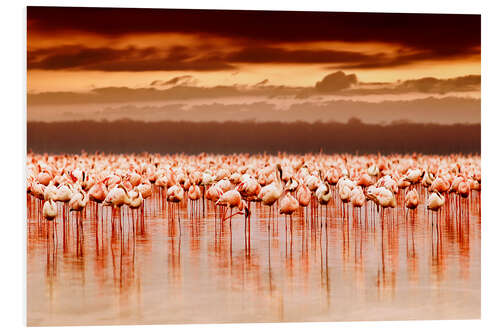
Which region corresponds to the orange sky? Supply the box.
[27,8,480,91]
[26,7,480,123]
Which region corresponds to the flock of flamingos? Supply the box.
[27,152,481,239]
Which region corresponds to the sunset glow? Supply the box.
[27,7,481,123]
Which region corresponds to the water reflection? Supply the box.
[27,187,481,325]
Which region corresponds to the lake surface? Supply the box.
[27,187,481,326]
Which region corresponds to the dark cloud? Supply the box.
[337,74,481,96]
[330,48,480,70]
[396,75,481,94]
[225,47,378,64]
[27,85,266,105]
[27,8,481,73]
[150,75,195,87]
[28,45,153,70]
[315,71,358,92]
[28,45,235,72]
[23,44,399,72]
[163,75,194,86]
[254,79,269,86]
[28,43,479,72]
[28,7,480,54]
[27,8,480,71]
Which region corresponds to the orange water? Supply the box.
[27,188,481,326]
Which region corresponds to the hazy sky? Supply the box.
[27,7,480,123]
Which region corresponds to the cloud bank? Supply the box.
[27,72,481,106]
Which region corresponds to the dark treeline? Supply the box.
[27,119,480,155]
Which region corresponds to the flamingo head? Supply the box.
[118,183,129,195]
[276,164,283,180]
[237,200,250,218]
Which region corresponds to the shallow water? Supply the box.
[27,187,481,326]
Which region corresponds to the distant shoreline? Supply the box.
[27,120,481,154]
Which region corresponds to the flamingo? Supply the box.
[427,191,446,228]
[258,164,283,218]
[366,186,396,222]
[430,177,451,194]
[188,184,202,216]
[405,189,419,210]
[56,183,73,203]
[350,186,366,208]
[166,184,184,233]
[43,199,58,221]
[350,186,366,222]
[127,188,143,209]
[427,191,445,212]
[339,184,351,204]
[357,173,374,188]
[296,183,312,219]
[126,188,143,232]
[128,172,141,187]
[54,183,73,221]
[297,183,311,207]
[339,184,352,217]
[279,191,299,242]
[404,169,424,187]
[43,181,58,201]
[236,175,261,206]
[69,188,88,212]
[216,189,250,222]
[137,180,153,199]
[69,188,88,230]
[229,172,241,185]
[422,170,436,188]
[316,181,332,206]
[279,191,299,216]
[103,184,130,231]
[167,184,184,203]
[284,177,299,193]
[216,189,251,245]
[89,180,108,203]
[206,183,224,203]
[26,151,481,255]
[367,163,379,178]
[37,171,52,186]
[315,179,332,222]
[458,180,470,198]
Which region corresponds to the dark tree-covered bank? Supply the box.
[27,120,481,155]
